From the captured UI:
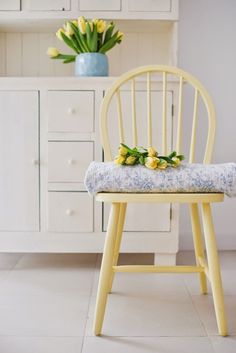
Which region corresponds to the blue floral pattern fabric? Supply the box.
[84,162,236,197]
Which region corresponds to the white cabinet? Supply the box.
[22,0,70,11]
[128,0,171,12]
[0,0,20,10]
[79,0,121,11]
[0,91,39,231]
[48,91,94,133]
[48,141,93,183]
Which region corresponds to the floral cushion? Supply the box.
[84,162,236,197]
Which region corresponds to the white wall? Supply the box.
[178,0,236,249]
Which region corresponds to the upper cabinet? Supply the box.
[0,0,20,11]
[0,0,178,19]
[78,0,121,12]
[22,0,70,11]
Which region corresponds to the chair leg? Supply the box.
[108,203,127,293]
[189,203,207,294]
[93,202,120,336]
[201,203,227,336]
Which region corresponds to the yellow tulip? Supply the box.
[158,160,168,170]
[147,147,158,157]
[47,47,59,58]
[172,157,181,167]
[125,156,136,165]
[72,20,78,27]
[119,145,128,156]
[117,31,124,41]
[89,21,93,31]
[145,157,159,170]
[56,28,65,41]
[64,22,74,36]
[96,19,106,33]
[78,16,86,34]
[114,155,126,165]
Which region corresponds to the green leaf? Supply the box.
[98,30,119,54]
[85,22,93,51]
[52,53,76,61]
[63,57,76,63]
[70,22,90,52]
[177,154,185,161]
[168,151,177,159]
[60,32,79,54]
[103,22,115,44]
[90,25,98,52]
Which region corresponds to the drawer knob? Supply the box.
[67,158,75,165]
[66,209,74,216]
[32,159,39,165]
[67,107,76,115]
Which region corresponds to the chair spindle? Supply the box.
[189,89,199,163]
[116,88,124,143]
[147,72,152,146]
[131,79,138,146]
[162,71,167,154]
[176,76,183,154]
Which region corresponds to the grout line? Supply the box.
[80,253,100,352]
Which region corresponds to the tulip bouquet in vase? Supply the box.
[47,17,123,76]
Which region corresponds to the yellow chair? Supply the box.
[93,65,227,336]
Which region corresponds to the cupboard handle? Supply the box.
[66,209,74,216]
[67,107,76,115]
[67,159,75,165]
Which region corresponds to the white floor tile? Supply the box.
[0,295,89,336]
[192,295,236,336]
[86,294,206,337]
[82,337,214,353]
[0,253,23,270]
[0,268,95,296]
[0,337,83,353]
[211,336,236,353]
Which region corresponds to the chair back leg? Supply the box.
[108,203,127,293]
[190,203,208,294]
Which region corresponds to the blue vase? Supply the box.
[75,53,109,77]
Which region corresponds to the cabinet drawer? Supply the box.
[48,91,94,133]
[47,192,93,232]
[128,0,171,12]
[48,142,93,183]
[23,0,70,11]
[0,0,20,10]
[103,203,170,232]
[79,0,121,11]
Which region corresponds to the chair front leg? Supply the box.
[108,203,127,293]
[201,203,227,336]
[189,203,207,294]
[93,202,120,336]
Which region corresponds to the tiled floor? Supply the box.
[0,252,236,353]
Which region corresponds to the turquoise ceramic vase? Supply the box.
[75,53,109,77]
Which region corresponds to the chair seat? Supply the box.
[96,192,224,203]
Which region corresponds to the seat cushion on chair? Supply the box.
[84,162,236,197]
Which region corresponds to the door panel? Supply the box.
[0,91,39,231]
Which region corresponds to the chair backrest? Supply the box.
[100,65,216,164]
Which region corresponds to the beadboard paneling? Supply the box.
[0,29,173,76]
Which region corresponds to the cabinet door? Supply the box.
[0,0,20,10]
[128,0,171,12]
[0,91,39,231]
[79,0,121,11]
[22,0,70,11]
[103,90,173,232]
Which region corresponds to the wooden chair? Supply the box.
[93,65,227,336]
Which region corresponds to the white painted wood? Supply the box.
[48,90,94,132]
[48,141,93,183]
[0,91,39,231]
[79,0,121,11]
[0,33,6,75]
[104,203,170,232]
[154,253,177,266]
[0,0,20,11]
[128,0,171,12]
[47,192,93,232]
[22,0,70,11]
[6,33,22,76]
[22,33,39,76]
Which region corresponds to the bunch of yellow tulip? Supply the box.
[47,17,124,63]
[114,144,184,170]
